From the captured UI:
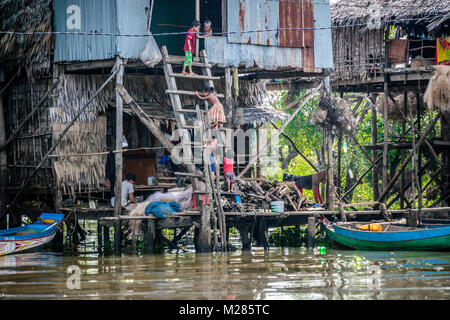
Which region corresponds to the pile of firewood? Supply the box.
[221,179,313,212]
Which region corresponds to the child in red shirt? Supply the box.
[182,20,201,76]
[223,149,235,192]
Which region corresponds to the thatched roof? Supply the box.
[0,0,52,77]
[332,0,450,34]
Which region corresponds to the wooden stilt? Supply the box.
[307,216,316,248]
[337,132,342,197]
[97,222,103,254]
[197,205,211,252]
[370,95,380,201]
[113,57,125,256]
[145,220,156,254]
[326,130,335,211]
[0,70,8,228]
[238,224,252,251]
[382,80,390,193]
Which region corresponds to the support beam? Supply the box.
[371,97,380,200]
[0,71,7,228]
[114,57,125,256]
[382,81,390,192]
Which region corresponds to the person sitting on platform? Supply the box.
[223,148,235,192]
[111,173,137,211]
[195,87,226,129]
[122,173,137,210]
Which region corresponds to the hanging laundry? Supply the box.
[436,37,450,65]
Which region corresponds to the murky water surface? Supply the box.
[1,245,449,300]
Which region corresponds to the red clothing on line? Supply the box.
[223,157,234,173]
[183,28,196,53]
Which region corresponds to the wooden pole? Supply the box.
[195,0,200,58]
[237,83,323,179]
[382,80,390,193]
[327,130,335,211]
[370,95,380,200]
[337,132,342,197]
[113,57,125,256]
[307,216,316,248]
[224,67,233,128]
[0,70,7,228]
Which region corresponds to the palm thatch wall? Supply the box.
[0,0,52,78]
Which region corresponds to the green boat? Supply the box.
[320,217,450,251]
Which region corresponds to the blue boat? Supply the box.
[0,213,64,256]
[320,217,450,251]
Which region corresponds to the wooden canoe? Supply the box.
[0,213,64,256]
[320,217,450,251]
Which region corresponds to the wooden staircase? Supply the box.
[161,46,228,251]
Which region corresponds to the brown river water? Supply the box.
[0,242,449,300]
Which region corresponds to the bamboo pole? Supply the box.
[237,83,323,179]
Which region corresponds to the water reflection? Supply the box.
[0,248,449,300]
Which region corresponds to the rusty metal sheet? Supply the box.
[227,0,278,46]
[279,0,314,48]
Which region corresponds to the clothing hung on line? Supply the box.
[283,170,327,204]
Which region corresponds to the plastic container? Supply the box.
[270,201,284,213]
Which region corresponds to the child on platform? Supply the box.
[182,20,201,76]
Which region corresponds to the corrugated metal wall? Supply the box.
[227,0,278,46]
[54,0,149,62]
[205,36,302,70]
[205,0,334,70]
[313,0,334,69]
[279,0,314,48]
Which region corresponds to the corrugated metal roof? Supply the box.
[227,0,278,46]
[54,0,148,62]
[205,36,302,70]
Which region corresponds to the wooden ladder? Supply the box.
[161,46,228,250]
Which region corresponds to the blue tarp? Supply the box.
[145,201,181,219]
